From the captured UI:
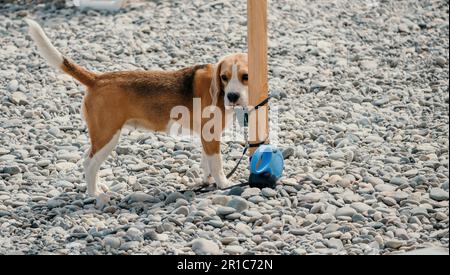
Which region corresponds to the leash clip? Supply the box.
[233,95,272,128]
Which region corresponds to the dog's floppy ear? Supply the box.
[210,58,224,106]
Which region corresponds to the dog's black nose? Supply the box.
[227,92,240,103]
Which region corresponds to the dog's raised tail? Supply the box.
[25,19,96,86]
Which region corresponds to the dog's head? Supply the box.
[210,53,248,107]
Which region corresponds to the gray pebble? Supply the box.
[390,177,409,186]
[192,238,220,255]
[385,239,405,249]
[125,227,143,242]
[261,188,277,197]
[2,165,21,175]
[173,206,190,216]
[217,206,236,216]
[209,220,224,228]
[226,197,249,212]
[120,241,140,251]
[165,192,185,205]
[241,188,261,198]
[228,186,244,196]
[335,206,357,218]
[429,188,449,201]
[7,79,19,92]
[224,245,246,255]
[103,236,121,249]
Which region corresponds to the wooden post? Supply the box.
[247,0,269,154]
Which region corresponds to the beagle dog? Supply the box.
[25,19,249,197]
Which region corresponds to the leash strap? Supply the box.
[226,95,271,178]
[253,95,272,111]
[184,95,272,194]
[191,181,249,194]
[248,140,267,148]
[226,146,248,179]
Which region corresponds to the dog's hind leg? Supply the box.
[84,130,121,197]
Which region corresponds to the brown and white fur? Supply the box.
[25,19,249,197]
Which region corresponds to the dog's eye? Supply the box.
[221,75,228,82]
[242,74,248,81]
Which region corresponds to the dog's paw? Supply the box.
[202,175,215,185]
[87,189,101,198]
[95,193,110,209]
[216,178,232,189]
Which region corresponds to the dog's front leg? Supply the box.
[200,151,214,184]
[206,153,229,189]
[201,139,230,189]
